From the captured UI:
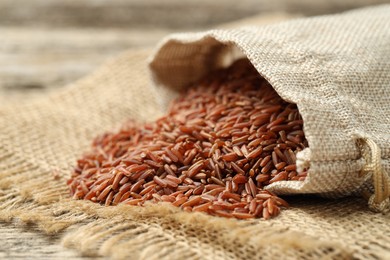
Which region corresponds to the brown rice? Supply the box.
[67,59,309,219]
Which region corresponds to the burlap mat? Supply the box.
[0,10,389,260]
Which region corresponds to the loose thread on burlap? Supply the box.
[358,138,390,213]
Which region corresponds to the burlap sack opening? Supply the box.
[149,5,390,212]
[0,6,389,260]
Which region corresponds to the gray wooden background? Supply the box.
[1,0,389,104]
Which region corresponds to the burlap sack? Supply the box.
[149,4,390,213]
[0,6,389,260]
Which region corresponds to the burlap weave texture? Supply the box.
[0,6,389,260]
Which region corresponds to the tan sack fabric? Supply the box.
[149,5,390,212]
[0,6,389,260]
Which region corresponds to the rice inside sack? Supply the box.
[67,59,309,219]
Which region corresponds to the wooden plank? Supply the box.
[0,27,173,103]
[0,0,281,29]
[0,0,387,29]
[0,222,89,259]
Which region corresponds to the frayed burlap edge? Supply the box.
[0,149,352,259]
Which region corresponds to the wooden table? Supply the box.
[1,0,386,105]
